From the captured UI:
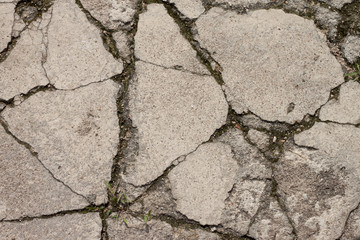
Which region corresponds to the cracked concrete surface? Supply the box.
[0,0,359,239]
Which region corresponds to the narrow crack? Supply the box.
[337,201,360,239]
[0,118,90,204]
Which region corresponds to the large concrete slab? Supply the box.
[196,8,344,123]
[0,213,102,239]
[0,3,14,52]
[44,0,123,89]
[1,81,120,205]
[0,126,88,220]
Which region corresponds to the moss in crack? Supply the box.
[336,0,360,42]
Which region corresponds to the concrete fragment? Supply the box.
[320,81,360,124]
[107,213,220,240]
[342,35,360,63]
[274,122,360,239]
[167,0,205,19]
[169,142,238,225]
[1,81,120,205]
[135,4,207,74]
[0,126,88,220]
[196,8,344,123]
[80,0,139,29]
[319,0,353,9]
[341,205,360,240]
[0,3,14,51]
[214,0,271,7]
[247,129,270,151]
[44,0,123,89]
[0,213,102,239]
[249,199,294,240]
[0,23,48,101]
[113,31,131,59]
[121,61,227,187]
[315,7,341,39]
[283,0,310,14]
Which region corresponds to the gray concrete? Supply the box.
[167,0,205,19]
[319,0,353,9]
[342,35,360,63]
[0,3,14,52]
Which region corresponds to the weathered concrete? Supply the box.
[342,35,360,63]
[320,81,360,124]
[81,0,139,29]
[135,4,207,74]
[0,126,88,220]
[167,0,205,19]
[0,213,102,239]
[214,0,271,7]
[315,7,341,39]
[107,213,220,240]
[121,61,227,187]
[319,0,353,9]
[169,142,238,225]
[0,3,14,51]
[1,81,120,205]
[196,8,344,123]
[0,22,48,101]
[341,205,360,240]
[247,129,270,151]
[44,0,123,89]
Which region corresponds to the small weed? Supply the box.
[345,62,360,81]
[144,210,152,224]
[123,217,128,226]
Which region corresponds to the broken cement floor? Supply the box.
[0,0,360,239]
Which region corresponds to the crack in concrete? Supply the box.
[337,200,360,239]
[0,118,90,204]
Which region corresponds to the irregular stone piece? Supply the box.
[247,129,270,151]
[122,61,227,187]
[167,0,205,19]
[315,7,341,39]
[107,213,220,240]
[0,213,102,239]
[274,122,360,239]
[196,8,344,123]
[341,205,360,240]
[44,0,123,89]
[135,4,207,74]
[81,0,139,29]
[215,0,271,7]
[320,81,360,124]
[0,3,14,51]
[319,0,352,9]
[1,81,120,205]
[169,142,238,225]
[113,31,131,59]
[248,199,294,240]
[342,35,360,63]
[283,0,309,14]
[0,126,88,220]
[0,22,48,101]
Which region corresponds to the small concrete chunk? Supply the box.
[214,0,271,7]
[0,126,88,220]
[341,206,360,240]
[81,0,139,29]
[44,0,123,89]
[122,61,227,187]
[196,8,344,123]
[315,7,341,39]
[247,129,270,151]
[169,142,238,225]
[0,24,48,101]
[320,81,360,124]
[107,213,220,240]
[1,81,120,205]
[135,4,207,74]
[0,213,102,239]
[274,122,360,239]
[167,0,205,19]
[0,3,14,51]
[342,35,360,63]
[319,0,353,9]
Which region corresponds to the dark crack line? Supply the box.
[337,200,360,239]
[0,118,90,204]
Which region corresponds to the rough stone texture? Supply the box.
[247,129,270,151]
[121,61,227,187]
[107,214,220,240]
[342,35,360,63]
[0,213,102,239]
[320,81,360,124]
[135,4,207,74]
[341,205,360,240]
[167,0,205,19]
[81,0,139,29]
[169,142,238,225]
[0,3,14,51]
[1,81,120,205]
[319,0,353,9]
[113,31,131,59]
[196,8,344,123]
[0,126,88,220]
[0,21,48,101]
[315,7,341,39]
[248,199,294,240]
[44,0,123,89]
[283,0,310,14]
[214,0,271,7]
[274,122,360,239]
